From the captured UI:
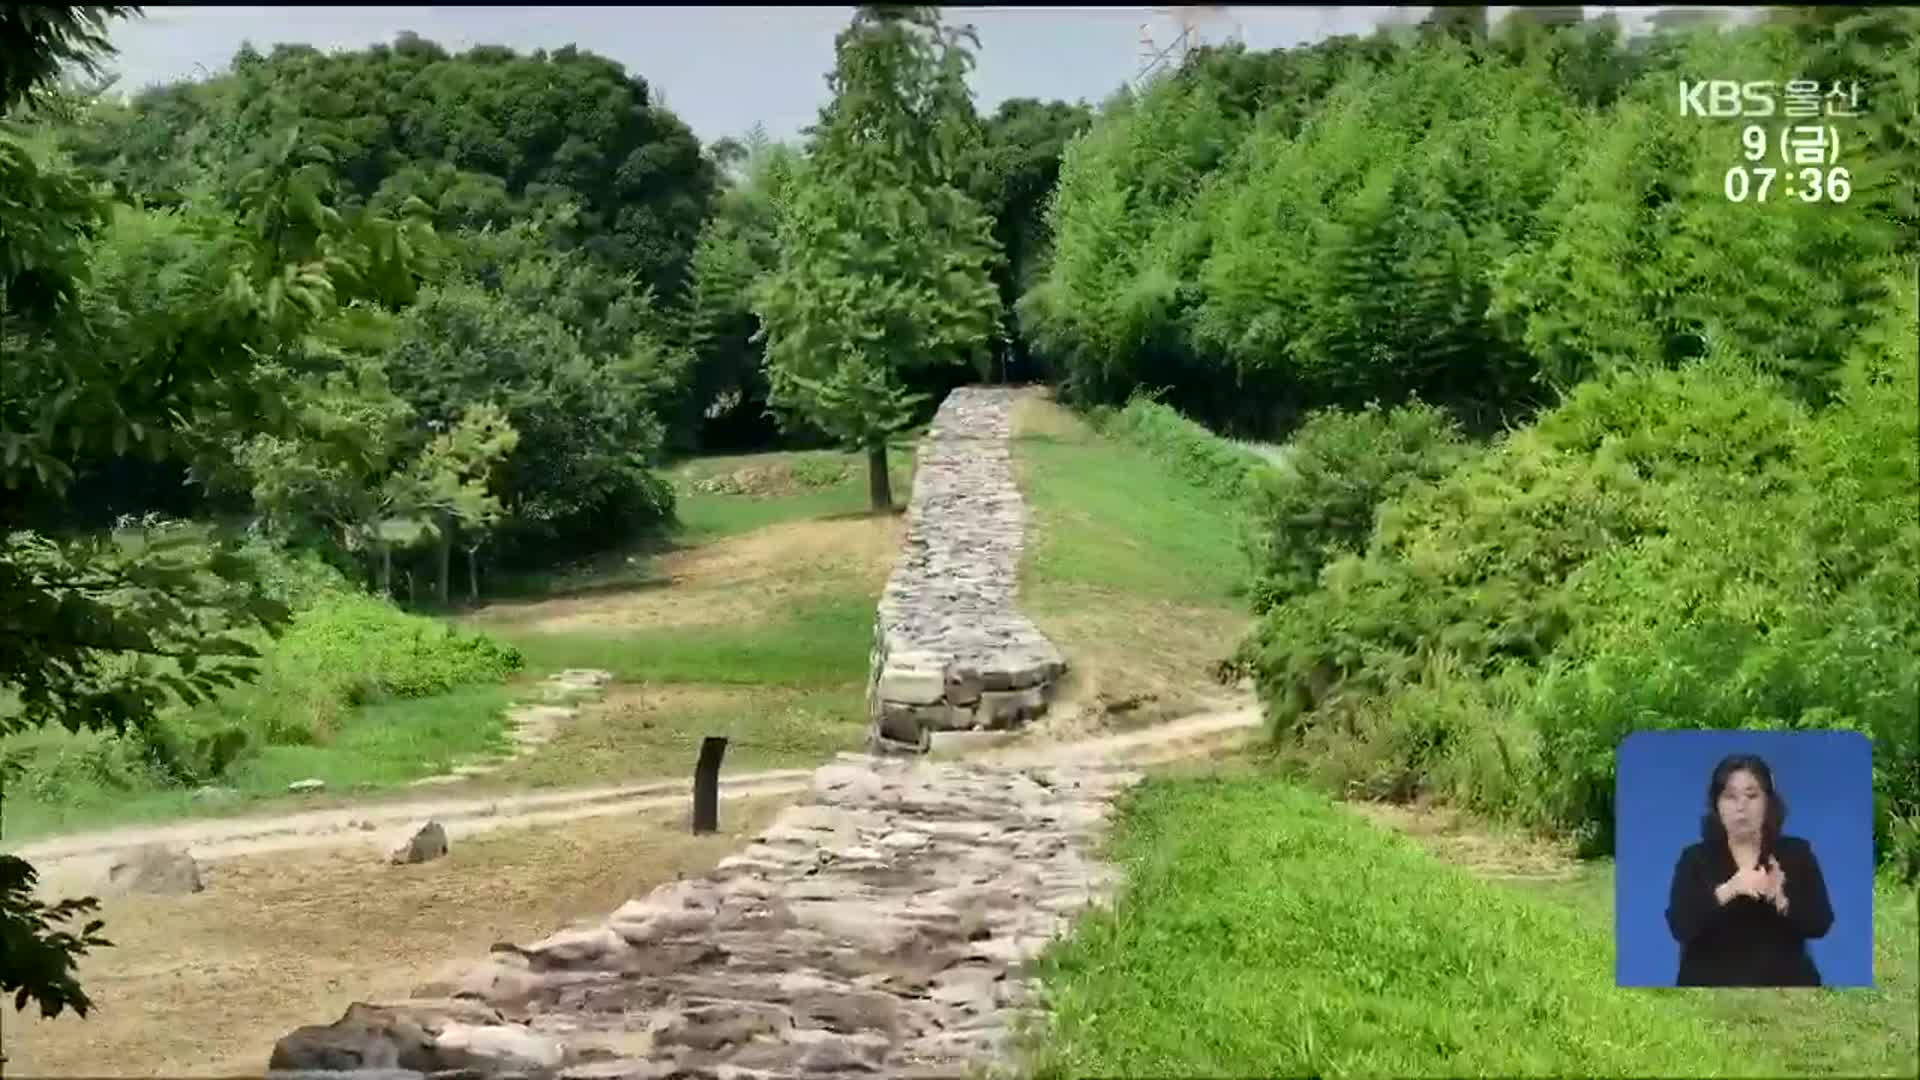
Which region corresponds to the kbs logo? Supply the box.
[1679,80,1777,117]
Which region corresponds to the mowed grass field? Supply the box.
[458,442,917,786]
[1021,770,1918,1078]
[1010,397,1252,730]
[1,442,915,844]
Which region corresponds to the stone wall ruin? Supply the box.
[868,387,1067,752]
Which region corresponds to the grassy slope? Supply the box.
[2,444,911,842]
[1029,771,1919,1078]
[674,441,917,544]
[1,685,516,841]
[1010,397,1918,1078]
[469,444,916,787]
[1011,398,1250,720]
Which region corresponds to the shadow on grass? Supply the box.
[819,506,908,523]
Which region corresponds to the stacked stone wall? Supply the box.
[869,387,1066,752]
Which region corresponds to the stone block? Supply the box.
[943,668,983,707]
[385,821,448,865]
[978,686,1047,727]
[918,700,977,733]
[877,664,945,706]
[876,702,924,745]
[433,1023,565,1072]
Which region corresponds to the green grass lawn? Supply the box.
[3,440,914,843]
[483,586,877,787]
[496,590,874,688]
[1007,397,1254,718]
[463,446,907,789]
[485,441,916,600]
[672,444,916,545]
[1507,857,1919,1078]
[1015,404,1246,609]
[497,684,866,788]
[1,684,515,842]
[1024,769,1920,1079]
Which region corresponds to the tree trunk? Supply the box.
[466,544,482,604]
[434,516,452,608]
[867,440,892,512]
[376,544,392,598]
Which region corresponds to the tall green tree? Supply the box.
[1,6,304,1025]
[753,5,1001,510]
[61,35,718,300]
[964,97,1093,380]
[679,132,799,449]
[379,281,676,562]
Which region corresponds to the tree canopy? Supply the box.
[753,5,1002,510]
[60,33,717,299]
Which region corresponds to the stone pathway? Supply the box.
[269,756,1141,1078]
[411,669,615,787]
[870,387,1067,752]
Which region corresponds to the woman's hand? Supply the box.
[1718,862,1771,905]
[1761,856,1790,914]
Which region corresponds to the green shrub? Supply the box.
[266,591,521,708]
[1525,292,1920,864]
[1249,316,1920,874]
[787,455,851,488]
[1244,400,1475,613]
[1248,423,1659,734]
[2,552,525,798]
[1,733,172,802]
[1094,396,1271,503]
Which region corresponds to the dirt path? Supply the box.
[14,703,1261,894]
[0,800,793,1077]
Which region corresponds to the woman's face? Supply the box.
[1717,768,1767,841]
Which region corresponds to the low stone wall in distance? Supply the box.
[869,387,1067,753]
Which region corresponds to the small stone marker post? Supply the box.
[691,735,727,834]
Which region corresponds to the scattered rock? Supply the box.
[433,1023,565,1072]
[268,1002,508,1073]
[268,1003,437,1071]
[103,843,203,895]
[403,668,616,787]
[386,821,449,865]
[288,778,326,794]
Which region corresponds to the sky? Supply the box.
[98,6,1689,145]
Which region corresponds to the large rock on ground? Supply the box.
[267,1001,542,1074]
[385,821,449,865]
[103,843,203,895]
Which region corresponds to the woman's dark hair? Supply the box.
[1700,752,1789,858]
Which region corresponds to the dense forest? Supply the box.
[3,2,1916,1025]
[7,22,1092,590]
